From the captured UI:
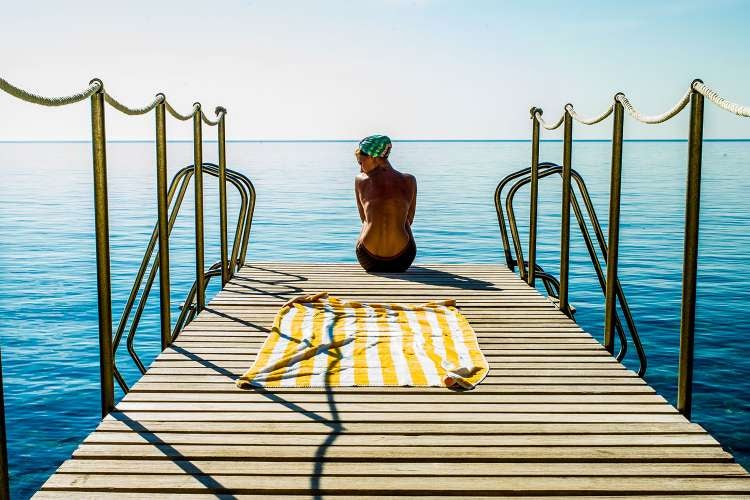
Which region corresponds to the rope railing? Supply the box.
[104,92,163,116]
[534,80,750,128]
[616,89,692,124]
[0,77,101,106]
[0,79,239,500]
[526,78,749,425]
[214,106,227,124]
[201,109,219,126]
[694,80,750,117]
[0,76,225,124]
[0,75,231,417]
[533,110,564,130]
[565,103,614,125]
[166,101,199,121]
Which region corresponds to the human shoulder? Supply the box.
[402,171,416,188]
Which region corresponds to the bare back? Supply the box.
[355,166,416,257]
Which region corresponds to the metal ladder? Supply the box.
[112,162,255,392]
[495,162,647,375]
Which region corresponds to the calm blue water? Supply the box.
[1,140,749,498]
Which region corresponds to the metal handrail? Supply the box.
[171,263,224,338]
[524,79,750,419]
[113,163,255,392]
[111,165,191,386]
[0,76,242,497]
[496,164,647,375]
[495,162,559,270]
[495,163,573,301]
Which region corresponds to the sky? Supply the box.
[1,0,748,140]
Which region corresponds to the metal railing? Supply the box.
[511,79,749,420]
[495,162,647,375]
[0,76,249,498]
[113,163,255,392]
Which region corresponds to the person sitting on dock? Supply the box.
[354,135,417,272]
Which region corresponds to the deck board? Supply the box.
[35,263,750,497]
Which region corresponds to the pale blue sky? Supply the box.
[1,0,748,140]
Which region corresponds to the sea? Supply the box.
[1,140,749,498]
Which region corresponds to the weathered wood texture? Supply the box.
[36,263,750,497]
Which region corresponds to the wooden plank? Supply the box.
[134,375,651,384]
[129,382,657,394]
[34,493,750,500]
[164,346,610,354]
[104,410,690,423]
[152,358,621,367]
[71,444,733,461]
[39,473,750,494]
[82,431,719,447]
[176,328,590,336]
[143,369,636,378]
[147,362,627,370]
[94,420,705,435]
[142,366,633,376]
[159,348,614,357]
[53,459,746,476]
[171,338,603,346]
[113,402,678,413]
[119,392,668,404]
[162,345,608,353]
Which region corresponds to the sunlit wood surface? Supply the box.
[35,263,750,498]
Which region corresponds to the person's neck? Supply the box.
[364,160,390,174]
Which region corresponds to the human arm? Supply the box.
[355,176,366,223]
[407,175,417,225]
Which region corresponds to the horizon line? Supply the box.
[1,138,749,144]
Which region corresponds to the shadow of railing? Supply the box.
[109,411,236,499]
[199,308,271,334]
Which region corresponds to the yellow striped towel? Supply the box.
[236,292,488,390]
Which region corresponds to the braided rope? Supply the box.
[534,111,564,130]
[694,81,750,118]
[104,92,164,115]
[215,107,226,123]
[201,110,219,126]
[616,89,691,124]
[565,103,614,125]
[165,101,198,121]
[0,77,101,106]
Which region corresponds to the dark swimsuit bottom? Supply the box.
[356,237,416,273]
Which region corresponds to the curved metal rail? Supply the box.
[112,163,256,392]
[506,166,632,365]
[495,163,566,300]
[171,263,224,337]
[495,163,646,376]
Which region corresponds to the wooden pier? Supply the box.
[35,263,750,498]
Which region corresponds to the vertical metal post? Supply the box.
[604,98,625,354]
[155,96,171,350]
[558,108,573,316]
[218,108,229,285]
[527,108,541,286]
[193,104,206,311]
[677,83,704,420]
[90,80,114,417]
[0,349,9,500]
